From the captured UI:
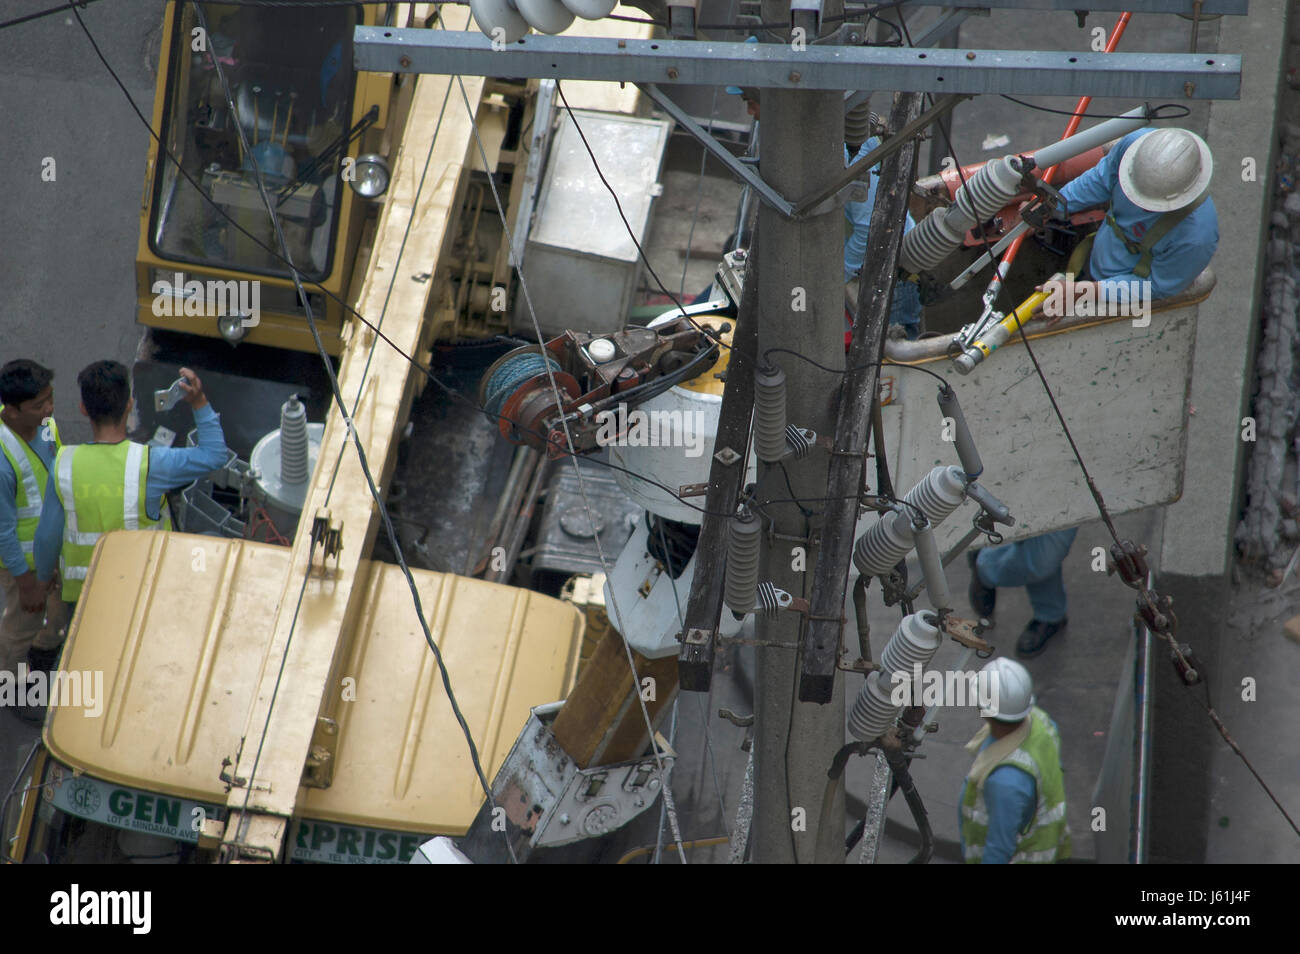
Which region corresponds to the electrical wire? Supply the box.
[456,73,691,862]
[762,346,951,387]
[999,95,1192,122]
[777,459,817,518]
[556,82,693,325]
[172,0,518,861]
[0,0,105,31]
[898,10,1300,842]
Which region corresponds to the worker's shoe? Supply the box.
[1015,619,1067,659]
[967,551,996,622]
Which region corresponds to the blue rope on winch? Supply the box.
[482,352,562,420]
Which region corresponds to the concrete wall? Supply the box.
[1162,0,1290,576]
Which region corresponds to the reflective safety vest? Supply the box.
[0,413,61,572]
[961,706,1072,864]
[52,442,172,602]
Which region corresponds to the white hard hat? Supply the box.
[1117,127,1213,213]
[979,657,1034,722]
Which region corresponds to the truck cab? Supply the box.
[137,1,408,353]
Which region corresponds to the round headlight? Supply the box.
[349,154,390,199]
[218,313,249,344]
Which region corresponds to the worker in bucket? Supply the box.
[726,47,922,339]
[1036,125,1219,318]
[960,658,1071,864]
[34,362,228,610]
[0,360,69,720]
[973,128,1220,658]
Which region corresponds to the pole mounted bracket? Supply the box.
[940,614,994,656]
[665,0,697,40]
[310,508,344,572]
[154,378,187,413]
[791,0,823,38]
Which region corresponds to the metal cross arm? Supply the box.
[353,31,1240,101]
[639,83,795,218]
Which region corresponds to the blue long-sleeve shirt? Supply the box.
[0,424,58,576]
[844,137,920,282]
[34,404,227,582]
[1058,127,1218,300]
[845,138,922,328]
[960,713,1064,864]
[976,763,1038,864]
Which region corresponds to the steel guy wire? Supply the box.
[652,697,679,864]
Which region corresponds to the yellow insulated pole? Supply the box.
[954,274,1065,372]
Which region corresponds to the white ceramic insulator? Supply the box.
[903,465,967,525]
[848,671,901,741]
[899,156,1023,273]
[852,466,967,576]
[562,0,618,16]
[516,0,575,33]
[279,395,309,485]
[954,155,1023,223]
[852,508,916,577]
[879,612,943,684]
[469,0,530,42]
[899,208,971,272]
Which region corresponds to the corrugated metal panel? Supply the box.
[47,531,583,835]
[301,563,583,832]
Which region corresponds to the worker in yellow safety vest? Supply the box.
[0,360,70,697]
[34,362,228,606]
[960,658,1072,864]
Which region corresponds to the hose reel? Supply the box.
[479,345,581,453]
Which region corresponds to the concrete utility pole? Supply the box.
[751,0,847,864]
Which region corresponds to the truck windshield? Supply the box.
[149,2,358,282]
[19,761,222,864]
